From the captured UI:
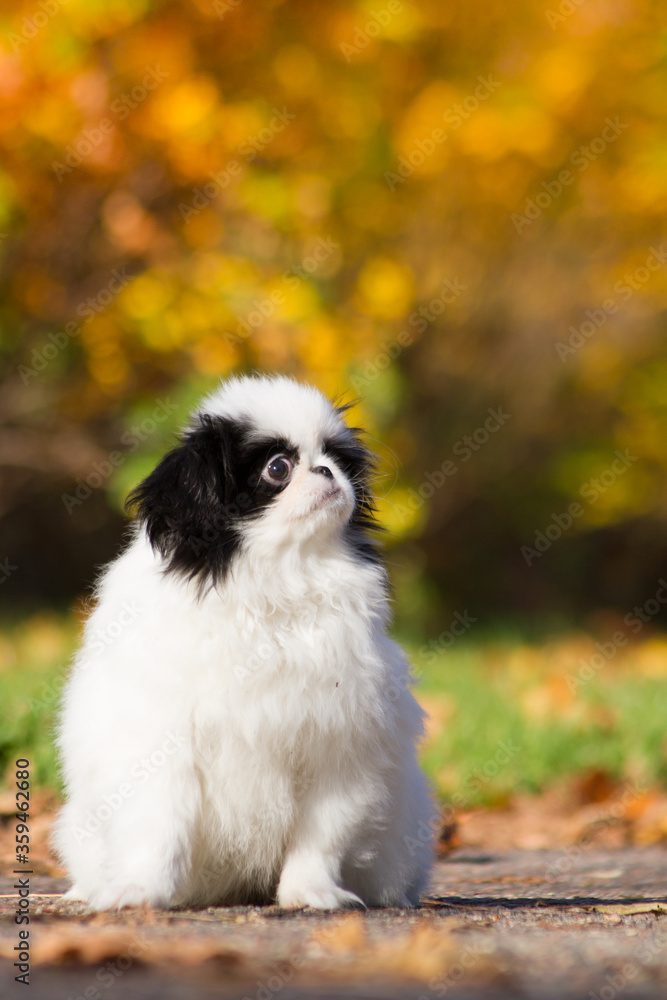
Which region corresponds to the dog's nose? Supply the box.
[312,465,334,479]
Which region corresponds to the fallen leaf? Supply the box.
[592,902,667,916]
[314,913,367,952]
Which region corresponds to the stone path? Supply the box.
[2,848,667,999]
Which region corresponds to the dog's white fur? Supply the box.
[55,375,434,910]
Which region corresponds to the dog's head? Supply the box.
[126,375,381,587]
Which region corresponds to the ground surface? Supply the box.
[1,849,667,1000]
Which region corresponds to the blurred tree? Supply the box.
[0,0,666,625]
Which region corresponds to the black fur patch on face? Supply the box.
[323,430,384,563]
[125,414,299,588]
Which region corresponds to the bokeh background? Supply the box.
[1,0,667,833]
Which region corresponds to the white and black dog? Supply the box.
[55,374,435,910]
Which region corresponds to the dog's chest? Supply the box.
[189,559,390,744]
[231,595,373,690]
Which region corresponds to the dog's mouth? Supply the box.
[314,484,346,507]
[290,482,350,522]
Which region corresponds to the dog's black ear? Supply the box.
[125,414,242,587]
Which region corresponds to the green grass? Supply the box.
[0,615,78,790]
[2,614,667,805]
[408,632,667,804]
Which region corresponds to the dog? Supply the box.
[55,374,435,910]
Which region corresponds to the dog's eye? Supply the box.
[262,454,294,484]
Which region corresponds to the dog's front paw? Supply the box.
[278,880,365,911]
[68,882,170,912]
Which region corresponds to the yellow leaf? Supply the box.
[356,257,413,320]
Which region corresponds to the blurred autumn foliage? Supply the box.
[1,0,667,628]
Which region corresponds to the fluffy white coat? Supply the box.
[55,375,435,910]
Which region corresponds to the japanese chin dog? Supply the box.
[55,374,435,911]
